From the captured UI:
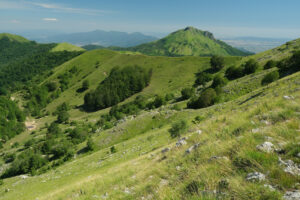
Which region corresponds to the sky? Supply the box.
[1,0,300,38]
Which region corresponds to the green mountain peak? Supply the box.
[128,27,250,56]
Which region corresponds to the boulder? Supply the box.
[256,142,274,153]
[283,190,300,200]
[161,147,170,153]
[283,95,294,100]
[246,172,266,182]
[264,184,275,191]
[197,130,202,135]
[185,143,200,154]
[279,157,300,176]
[176,137,187,147]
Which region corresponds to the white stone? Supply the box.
[246,172,266,182]
[283,190,300,200]
[256,142,274,153]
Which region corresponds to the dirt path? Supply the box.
[25,120,37,131]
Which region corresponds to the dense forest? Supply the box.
[0,36,55,67]
[0,96,25,144]
[84,65,152,111]
[0,51,82,92]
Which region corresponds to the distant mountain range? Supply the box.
[83,27,251,57]
[34,30,158,47]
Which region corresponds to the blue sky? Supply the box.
[1,0,300,38]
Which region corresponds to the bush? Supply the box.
[57,110,70,124]
[169,120,188,138]
[194,72,212,86]
[46,122,62,138]
[46,82,57,92]
[165,93,174,101]
[261,71,279,85]
[225,66,244,80]
[148,95,166,109]
[264,60,276,69]
[69,127,88,144]
[82,80,89,90]
[244,59,259,74]
[110,146,117,153]
[181,88,194,100]
[211,75,228,88]
[1,150,48,178]
[187,88,217,109]
[210,55,225,71]
[86,138,96,151]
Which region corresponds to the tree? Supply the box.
[225,66,244,80]
[57,110,70,124]
[86,138,96,151]
[82,80,89,90]
[169,120,188,138]
[244,59,259,74]
[195,72,212,86]
[181,88,194,100]
[264,60,276,70]
[110,146,117,153]
[261,70,279,85]
[211,75,228,88]
[187,88,217,109]
[210,55,225,71]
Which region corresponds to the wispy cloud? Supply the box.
[27,1,113,15]
[43,18,58,21]
[10,19,21,23]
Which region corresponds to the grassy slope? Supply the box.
[50,42,85,52]
[127,27,249,57]
[0,33,29,43]
[40,49,240,120]
[1,39,300,199]
[1,70,299,200]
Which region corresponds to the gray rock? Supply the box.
[279,157,300,176]
[176,137,187,147]
[185,143,200,154]
[197,130,202,135]
[260,120,271,125]
[297,152,300,158]
[246,172,266,182]
[283,190,300,200]
[264,184,276,191]
[209,156,229,162]
[252,128,260,133]
[256,142,274,153]
[283,95,294,100]
[161,147,170,153]
[124,188,131,194]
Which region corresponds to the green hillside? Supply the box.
[0,35,300,200]
[126,27,250,56]
[0,33,30,43]
[50,42,85,52]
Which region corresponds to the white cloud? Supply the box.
[27,1,113,15]
[43,18,58,21]
[10,19,20,23]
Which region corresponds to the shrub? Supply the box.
[1,150,48,178]
[46,122,62,138]
[165,93,174,101]
[69,127,88,144]
[169,120,188,138]
[51,139,74,159]
[46,82,57,92]
[211,75,228,88]
[187,88,217,109]
[244,59,259,74]
[261,71,279,85]
[194,72,212,86]
[185,180,204,195]
[86,138,96,152]
[225,66,244,80]
[57,110,70,124]
[110,146,117,153]
[210,55,225,71]
[82,80,90,90]
[148,95,166,109]
[264,60,276,69]
[181,88,194,100]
